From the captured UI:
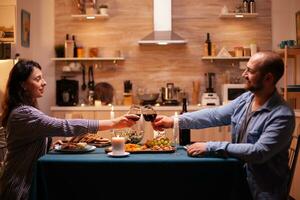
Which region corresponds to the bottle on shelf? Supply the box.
[64,34,74,58]
[243,0,249,13]
[204,33,212,56]
[72,35,78,57]
[249,0,255,13]
[179,98,191,146]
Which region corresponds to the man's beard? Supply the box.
[245,79,264,92]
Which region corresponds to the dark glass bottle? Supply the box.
[205,33,212,56]
[72,35,78,57]
[179,98,191,146]
[243,0,249,13]
[249,0,255,13]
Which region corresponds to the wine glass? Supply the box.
[127,104,142,121]
[142,105,157,122]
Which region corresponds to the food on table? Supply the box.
[69,133,110,145]
[61,142,87,150]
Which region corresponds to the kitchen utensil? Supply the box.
[81,64,86,90]
[94,82,114,105]
[88,65,95,90]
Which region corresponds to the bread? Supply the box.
[76,142,87,149]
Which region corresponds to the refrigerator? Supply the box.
[0,59,14,113]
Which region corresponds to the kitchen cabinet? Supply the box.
[51,106,231,143]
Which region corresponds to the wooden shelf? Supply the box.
[71,14,109,20]
[202,56,250,60]
[219,13,258,19]
[51,57,125,61]
[281,46,300,100]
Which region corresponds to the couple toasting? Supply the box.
[1,51,294,200]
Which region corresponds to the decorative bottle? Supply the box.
[64,34,74,58]
[72,35,78,57]
[243,0,249,13]
[204,33,212,56]
[249,0,255,13]
[179,98,191,146]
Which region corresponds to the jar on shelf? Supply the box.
[234,47,244,57]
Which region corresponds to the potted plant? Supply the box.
[99,4,108,15]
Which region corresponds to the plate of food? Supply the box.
[68,134,111,148]
[54,142,96,153]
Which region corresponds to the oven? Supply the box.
[222,84,247,105]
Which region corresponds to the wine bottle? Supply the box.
[243,0,249,13]
[205,33,212,56]
[179,98,191,146]
[64,34,74,58]
[249,0,255,13]
[72,35,78,57]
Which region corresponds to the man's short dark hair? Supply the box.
[258,51,284,84]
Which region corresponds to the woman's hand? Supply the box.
[111,114,139,129]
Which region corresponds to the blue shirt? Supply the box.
[179,90,295,194]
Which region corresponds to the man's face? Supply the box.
[242,54,266,92]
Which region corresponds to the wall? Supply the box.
[272,0,300,88]
[54,0,272,105]
[14,0,55,114]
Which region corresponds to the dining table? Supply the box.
[31,146,251,200]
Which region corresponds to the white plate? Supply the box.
[107,152,130,157]
[54,145,96,153]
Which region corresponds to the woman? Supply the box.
[0,60,137,200]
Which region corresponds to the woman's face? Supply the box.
[23,67,47,98]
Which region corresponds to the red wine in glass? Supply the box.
[143,114,157,122]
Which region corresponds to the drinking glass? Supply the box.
[142,105,157,122]
[127,104,142,121]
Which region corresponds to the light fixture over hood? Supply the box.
[138,0,187,45]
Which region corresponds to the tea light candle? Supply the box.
[111,135,125,155]
[110,105,115,119]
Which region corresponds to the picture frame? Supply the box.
[296,11,300,46]
[0,5,16,43]
[21,9,30,47]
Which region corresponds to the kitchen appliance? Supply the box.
[56,78,79,106]
[138,0,187,45]
[0,43,11,59]
[222,84,246,105]
[161,83,180,105]
[201,73,220,106]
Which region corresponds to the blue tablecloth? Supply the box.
[32,147,251,200]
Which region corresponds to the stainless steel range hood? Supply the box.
[138,0,187,45]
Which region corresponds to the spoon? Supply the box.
[81,64,86,90]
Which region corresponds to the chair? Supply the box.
[0,126,7,169]
[287,124,300,200]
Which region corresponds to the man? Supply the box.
[152,51,295,200]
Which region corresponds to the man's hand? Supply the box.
[187,142,207,157]
[151,115,174,131]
